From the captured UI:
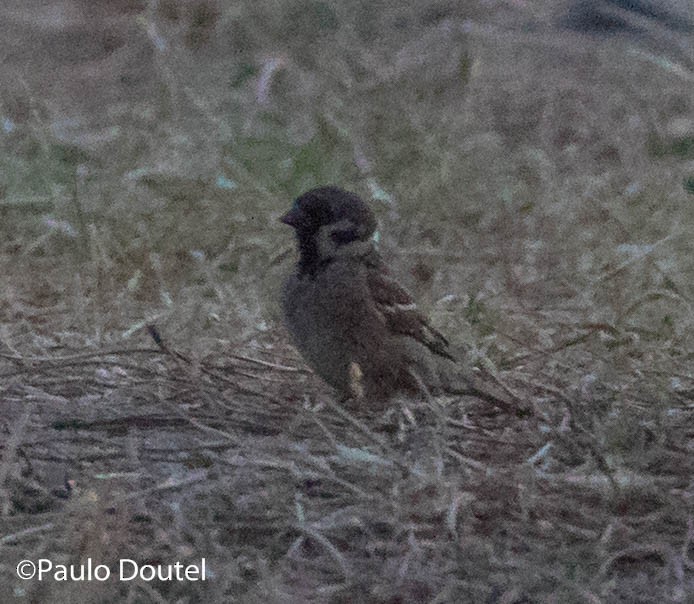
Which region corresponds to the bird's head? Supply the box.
[281,186,379,272]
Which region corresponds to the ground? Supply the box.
[0,1,693,602]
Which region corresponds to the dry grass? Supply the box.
[1,1,693,602]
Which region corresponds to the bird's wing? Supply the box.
[366,268,455,361]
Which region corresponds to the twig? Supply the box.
[0,521,55,545]
[228,353,302,372]
[117,470,208,502]
[0,348,162,363]
[0,404,33,516]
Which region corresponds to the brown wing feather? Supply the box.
[366,268,455,361]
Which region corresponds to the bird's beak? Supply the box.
[280,207,301,227]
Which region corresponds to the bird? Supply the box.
[280,185,518,409]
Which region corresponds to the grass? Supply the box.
[0,1,693,602]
